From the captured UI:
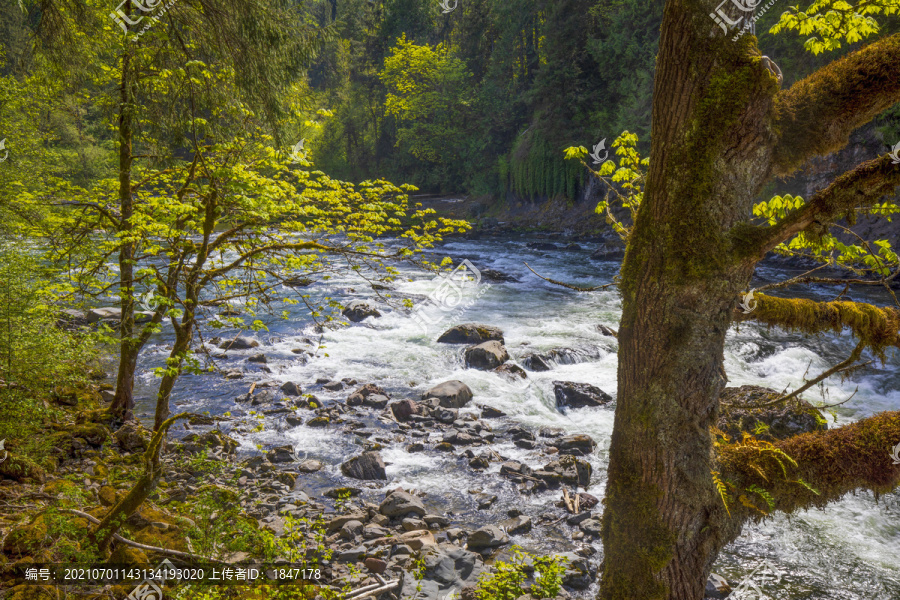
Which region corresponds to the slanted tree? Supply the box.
[563,2,900,598]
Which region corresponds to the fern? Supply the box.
[746,484,775,513]
[712,471,731,517]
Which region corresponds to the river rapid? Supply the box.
[131,234,900,599]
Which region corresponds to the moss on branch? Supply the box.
[746,294,900,356]
[773,33,900,175]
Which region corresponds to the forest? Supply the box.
[0,0,899,599]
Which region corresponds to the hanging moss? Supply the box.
[750,293,900,357]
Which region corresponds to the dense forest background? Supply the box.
[3,0,899,208]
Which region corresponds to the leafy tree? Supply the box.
[593,1,900,598]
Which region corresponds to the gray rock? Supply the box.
[248,353,267,364]
[298,459,324,473]
[390,399,420,421]
[566,511,593,526]
[342,300,381,322]
[219,336,260,350]
[500,515,532,535]
[500,461,533,478]
[464,341,510,370]
[285,415,303,427]
[397,544,485,599]
[579,518,602,537]
[423,380,473,409]
[554,434,596,456]
[323,380,344,391]
[481,406,506,418]
[379,490,426,517]
[467,525,509,549]
[553,381,613,410]
[267,445,297,463]
[346,383,388,405]
[718,385,827,441]
[493,363,527,380]
[340,451,387,481]
[437,323,505,345]
[280,381,302,396]
[705,573,732,599]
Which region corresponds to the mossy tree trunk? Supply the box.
[599,2,900,599]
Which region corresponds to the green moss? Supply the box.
[0,455,46,483]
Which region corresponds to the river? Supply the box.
[131,234,900,599]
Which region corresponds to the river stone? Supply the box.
[553,381,613,410]
[467,525,509,549]
[706,573,732,599]
[480,269,519,283]
[114,421,150,452]
[424,381,473,409]
[500,515,532,535]
[347,383,389,406]
[718,385,827,441]
[521,353,552,372]
[280,381,302,396]
[500,461,533,478]
[480,405,506,418]
[218,336,260,350]
[543,456,592,489]
[397,544,485,599]
[298,459,324,473]
[285,415,303,427]
[464,341,509,370]
[493,363,527,380]
[342,300,381,322]
[527,242,557,251]
[391,399,420,421]
[267,445,297,463]
[554,434,596,456]
[437,323,505,345]
[248,353,267,364]
[379,489,426,517]
[87,307,122,323]
[341,451,387,480]
[590,243,626,261]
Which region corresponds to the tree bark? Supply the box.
[598,3,900,600]
[111,33,137,423]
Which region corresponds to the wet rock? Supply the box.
[553,381,613,410]
[298,459,324,473]
[438,323,505,345]
[481,406,506,418]
[542,456,592,488]
[390,399,420,421]
[576,492,599,510]
[718,385,827,441]
[465,341,510,370]
[114,421,151,452]
[380,490,426,518]
[527,242,558,251]
[267,445,297,463]
[493,363,527,380]
[480,269,519,283]
[340,451,387,481]
[398,544,485,599]
[467,525,509,549]
[189,430,238,454]
[402,518,428,532]
[468,456,489,470]
[248,353,267,364]
[475,493,497,509]
[323,380,344,391]
[500,461,533,478]
[500,515,533,535]
[706,573,732,599]
[406,442,425,452]
[325,486,362,499]
[424,380,473,409]
[597,324,618,338]
[589,243,626,261]
[342,300,381,322]
[218,336,260,350]
[346,383,389,406]
[554,434,596,456]
[579,518,601,537]
[280,381,302,396]
[285,415,303,427]
[566,512,593,526]
[424,514,450,527]
[307,416,329,427]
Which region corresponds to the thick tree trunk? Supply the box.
[111,35,137,422]
[599,4,900,600]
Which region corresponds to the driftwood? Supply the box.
[345,579,400,600]
[60,508,226,564]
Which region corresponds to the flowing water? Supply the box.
[132,235,900,599]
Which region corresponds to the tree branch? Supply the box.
[524,262,617,292]
[749,154,900,257]
[772,33,900,175]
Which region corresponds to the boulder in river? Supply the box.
[342,300,381,322]
[464,341,509,370]
[526,241,558,251]
[493,363,527,381]
[267,445,297,463]
[521,353,552,372]
[341,451,387,480]
[379,489,426,517]
[718,385,827,441]
[280,381,302,397]
[553,434,597,457]
[347,383,389,406]
[437,323,505,345]
[479,269,519,283]
[553,381,613,410]
[590,243,626,261]
[218,336,260,350]
[390,399,420,421]
[467,525,509,550]
[423,380,473,409]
